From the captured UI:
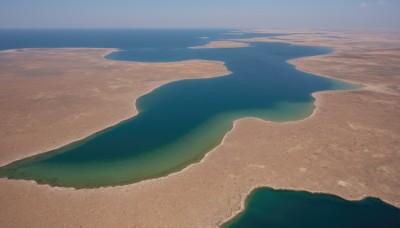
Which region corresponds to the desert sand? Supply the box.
[0,31,399,227]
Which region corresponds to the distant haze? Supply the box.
[1,0,399,29]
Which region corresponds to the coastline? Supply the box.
[219,30,400,224]
[0,48,230,166]
[1,30,399,227]
[0,41,344,190]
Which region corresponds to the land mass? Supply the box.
[0,30,400,227]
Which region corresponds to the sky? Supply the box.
[0,0,399,29]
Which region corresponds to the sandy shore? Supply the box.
[190,41,249,49]
[1,31,400,227]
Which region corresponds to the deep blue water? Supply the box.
[0,28,279,50]
[223,188,400,228]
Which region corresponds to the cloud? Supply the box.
[360,2,370,8]
[360,0,394,9]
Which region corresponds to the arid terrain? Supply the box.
[0,30,399,227]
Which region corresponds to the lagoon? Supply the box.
[0,30,355,188]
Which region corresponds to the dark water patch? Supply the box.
[0,29,282,51]
[223,187,400,228]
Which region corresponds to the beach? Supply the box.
[0,30,399,227]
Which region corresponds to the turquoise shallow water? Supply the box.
[0,30,357,188]
[223,188,400,228]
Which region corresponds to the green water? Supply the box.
[0,31,357,188]
[223,187,400,228]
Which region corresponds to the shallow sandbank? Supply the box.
[190,41,249,49]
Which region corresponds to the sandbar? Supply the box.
[190,41,249,49]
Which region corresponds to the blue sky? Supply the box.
[0,0,399,29]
